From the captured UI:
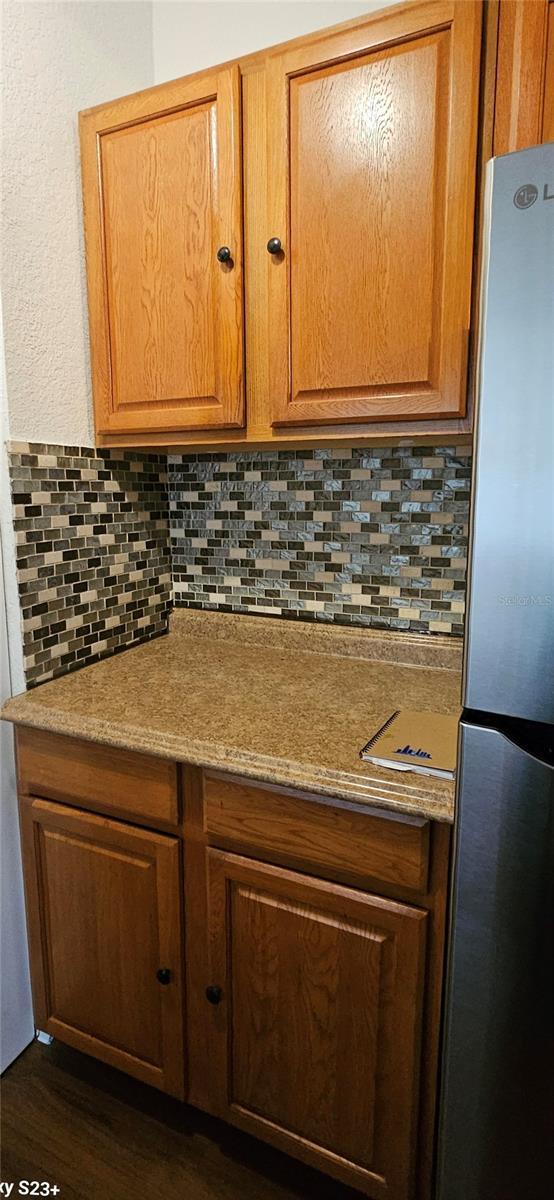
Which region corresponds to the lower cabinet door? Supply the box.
[206,849,427,1200]
[20,796,185,1098]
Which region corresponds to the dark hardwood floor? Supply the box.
[1,1040,360,1200]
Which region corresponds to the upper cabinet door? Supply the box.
[266,1,482,428]
[80,66,244,436]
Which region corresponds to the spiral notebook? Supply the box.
[359,709,460,779]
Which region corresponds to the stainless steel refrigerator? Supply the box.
[436,142,553,1200]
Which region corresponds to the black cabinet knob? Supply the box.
[266,237,282,255]
[205,984,222,1005]
[217,246,232,263]
[156,968,171,985]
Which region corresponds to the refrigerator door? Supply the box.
[436,718,554,1200]
[463,143,554,723]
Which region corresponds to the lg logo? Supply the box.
[513,184,538,209]
[513,182,553,209]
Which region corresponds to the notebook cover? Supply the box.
[360,709,460,776]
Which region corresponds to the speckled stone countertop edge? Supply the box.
[2,695,455,824]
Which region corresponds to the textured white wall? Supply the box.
[153,1,386,82]
[1,0,154,446]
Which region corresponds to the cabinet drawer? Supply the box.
[204,773,429,893]
[16,728,179,827]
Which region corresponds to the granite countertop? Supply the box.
[2,610,463,823]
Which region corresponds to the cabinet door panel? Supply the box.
[80,66,243,435]
[44,826,162,1061]
[231,881,381,1164]
[20,797,185,1098]
[267,0,482,427]
[207,850,427,1200]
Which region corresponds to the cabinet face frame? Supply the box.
[19,795,185,1098]
[265,0,482,429]
[206,847,428,1200]
[79,65,244,436]
[494,0,553,153]
[544,2,554,142]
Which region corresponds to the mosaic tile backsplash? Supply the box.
[8,441,471,688]
[169,445,471,636]
[8,443,171,686]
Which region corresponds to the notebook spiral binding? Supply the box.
[359,711,400,758]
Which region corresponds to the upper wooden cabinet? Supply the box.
[80,65,244,436]
[80,0,484,446]
[266,0,482,427]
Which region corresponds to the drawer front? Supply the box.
[204,773,429,893]
[16,728,179,827]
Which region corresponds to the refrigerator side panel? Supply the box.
[436,720,554,1200]
[464,143,554,723]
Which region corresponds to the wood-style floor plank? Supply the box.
[1,1041,359,1199]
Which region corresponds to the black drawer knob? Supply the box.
[217,246,232,263]
[205,984,222,1005]
[156,968,171,985]
[266,237,282,255]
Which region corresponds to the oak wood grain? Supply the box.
[542,1,554,140]
[494,0,551,153]
[464,0,499,432]
[79,64,244,436]
[206,849,427,1200]
[12,726,452,1198]
[289,41,440,402]
[18,796,185,1097]
[267,0,482,428]
[102,106,217,409]
[16,727,179,827]
[414,820,451,1200]
[204,772,430,893]
[181,764,212,1111]
[93,421,473,451]
[82,1,482,450]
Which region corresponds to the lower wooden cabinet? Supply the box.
[14,735,450,1200]
[19,795,185,1098]
[205,849,428,1200]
